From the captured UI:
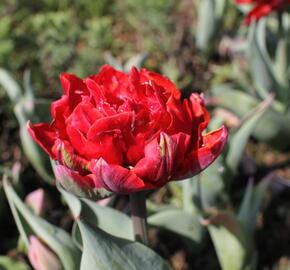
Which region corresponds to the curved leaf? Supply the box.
[78,220,172,270]
[225,94,273,173]
[148,209,205,245]
[205,213,254,270]
[0,256,31,270]
[59,185,134,240]
[3,179,81,270]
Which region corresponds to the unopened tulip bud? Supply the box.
[28,236,62,270]
[25,189,50,216]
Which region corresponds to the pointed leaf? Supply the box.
[212,88,290,149]
[198,157,226,209]
[238,176,270,232]
[248,20,279,99]
[3,179,81,270]
[124,53,149,72]
[196,0,216,54]
[0,68,22,103]
[14,102,54,184]
[59,185,134,240]
[23,69,34,101]
[78,220,172,270]
[0,256,32,270]
[205,213,254,270]
[148,209,205,245]
[226,94,273,173]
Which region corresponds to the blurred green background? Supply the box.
[1,1,290,270]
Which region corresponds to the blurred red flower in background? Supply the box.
[236,0,290,24]
[28,65,227,194]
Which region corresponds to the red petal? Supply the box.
[244,4,273,24]
[90,158,154,193]
[84,78,118,116]
[84,78,105,103]
[125,132,145,165]
[87,112,133,139]
[235,0,255,3]
[242,1,290,24]
[128,67,148,99]
[51,95,68,120]
[27,121,57,159]
[173,126,228,180]
[59,73,89,111]
[166,95,192,134]
[140,69,181,99]
[189,93,210,132]
[66,125,123,164]
[90,65,129,99]
[92,65,128,86]
[66,101,103,134]
[132,132,191,184]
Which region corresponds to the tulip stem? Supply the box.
[130,191,148,245]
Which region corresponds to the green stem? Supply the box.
[130,191,148,245]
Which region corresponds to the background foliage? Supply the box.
[1,0,290,270]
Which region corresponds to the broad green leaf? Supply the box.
[78,220,172,270]
[58,184,82,217]
[0,68,22,103]
[148,209,204,245]
[2,176,31,247]
[238,176,270,232]
[59,185,134,240]
[198,157,226,209]
[212,87,257,114]
[23,69,34,102]
[0,68,54,184]
[80,198,134,240]
[225,94,273,173]
[196,0,226,56]
[104,52,148,73]
[0,256,31,270]
[275,37,289,88]
[248,20,279,100]
[103,53,123,71]
[180,164,225,212]
[124,53,148,72]
[196,0,216,55]
[3,179,81,270]
[212,87,290,149]
[206,213,254,270]
[181,178,199,213]
[215,0,227,18]
[17,107,54,184]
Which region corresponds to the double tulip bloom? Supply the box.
[28,66,227,196]
[236,0,290,24]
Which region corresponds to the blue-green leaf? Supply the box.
[226,94,273,173]
[78,220,172,270]
[3,179,81,270]
[148,209,205,245]
[59,185,134,240]
[0,68,22,103]
[205,212,254,270]
[238,176,270,232]
[0,256,31,270]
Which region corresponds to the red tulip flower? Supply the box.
[236,0,290,24]
[28,66,227,195]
